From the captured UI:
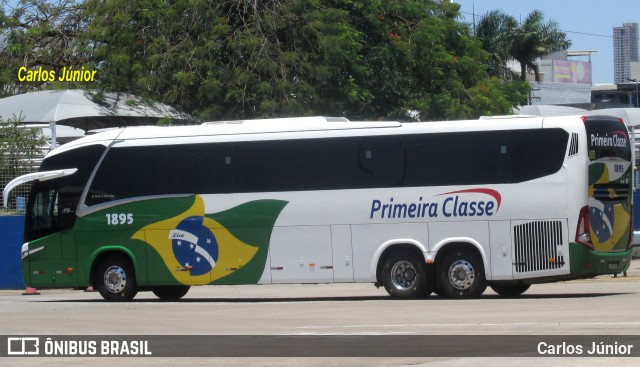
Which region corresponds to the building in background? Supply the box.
[524,50,594,107]
[614,23,639,84]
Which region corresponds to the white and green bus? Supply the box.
[3,115,634,301]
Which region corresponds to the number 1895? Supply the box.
[106,213,134,225]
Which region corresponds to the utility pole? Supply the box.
[472,2,475,35]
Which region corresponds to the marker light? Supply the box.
[576,206,593,249]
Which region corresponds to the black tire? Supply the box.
[424,264,437,298]
[95,255,138,302]
[381,251,432,299]
[437,249,486,299]
[152,285,191,301]
[490,284,531,297]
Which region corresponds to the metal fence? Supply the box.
[0,149,45,215]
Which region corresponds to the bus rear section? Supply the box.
[572,115,633,275]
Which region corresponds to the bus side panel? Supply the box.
[351,223,429,283]
[331,225,354,282]
[258,251,272,284]
[61,231,77,260]
[73,196,285,287]
[25,233,78,288]
[269,225,333,284]
[488,221,513,280]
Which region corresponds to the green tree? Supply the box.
[339,0,528,120]
[84,0,368,119]
[0,0,91,96]
[2,0,530,121]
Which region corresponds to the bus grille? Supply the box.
[592,183,629,202]
[513,220,565,273]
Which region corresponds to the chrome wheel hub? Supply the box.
[390,261,417,290]
[103,265,127,294]
[448,260,475,290]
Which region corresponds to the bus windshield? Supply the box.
[24,144,106,241]
[27,186,59,240]
[585,116,631,161]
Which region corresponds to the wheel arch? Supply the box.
[89,247,138,287]
[431,238,490,278]
[373,240,428,285]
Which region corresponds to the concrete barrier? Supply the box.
[0,216,25,289]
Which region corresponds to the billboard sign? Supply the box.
[553,60,592,84]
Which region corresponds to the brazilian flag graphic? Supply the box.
[131,195,287,285]
[588,162,631,252]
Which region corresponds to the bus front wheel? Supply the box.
[437,249,486,299]
[381,251,431,299]
[152,285,191,301]
[95,256,138,302]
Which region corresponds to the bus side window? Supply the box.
[87,146,164,205]
[445,131,511,185]
[404,135,448,186]
[511,129,568,182]
[365,136,406,188]
[165,144,234,195]
[233,140,303,193]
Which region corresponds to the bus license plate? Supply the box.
[608,261,619,270]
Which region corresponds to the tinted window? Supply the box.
[85,145,163,206]
[165,144,234,194]
[405,129,566,185]
[26,144,106,240]
[585,116,631,161]
[234,140,304,192]
[511,129,568,182]
[85,128,568,205]
[38,144,107,191]
[87,136,407,204]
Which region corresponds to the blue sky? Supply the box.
[454,0,640,85]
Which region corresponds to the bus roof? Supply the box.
[58,116,398,144]
[47,114,563,157]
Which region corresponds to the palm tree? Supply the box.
[510,10,571,82]
[476,10,518,79]
[477,10,571,82]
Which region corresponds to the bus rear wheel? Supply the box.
[152,285,191,301]
[95,256,138,302]
[437,249,486,299]
[490,284,531,297]
[381,251,431,299]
